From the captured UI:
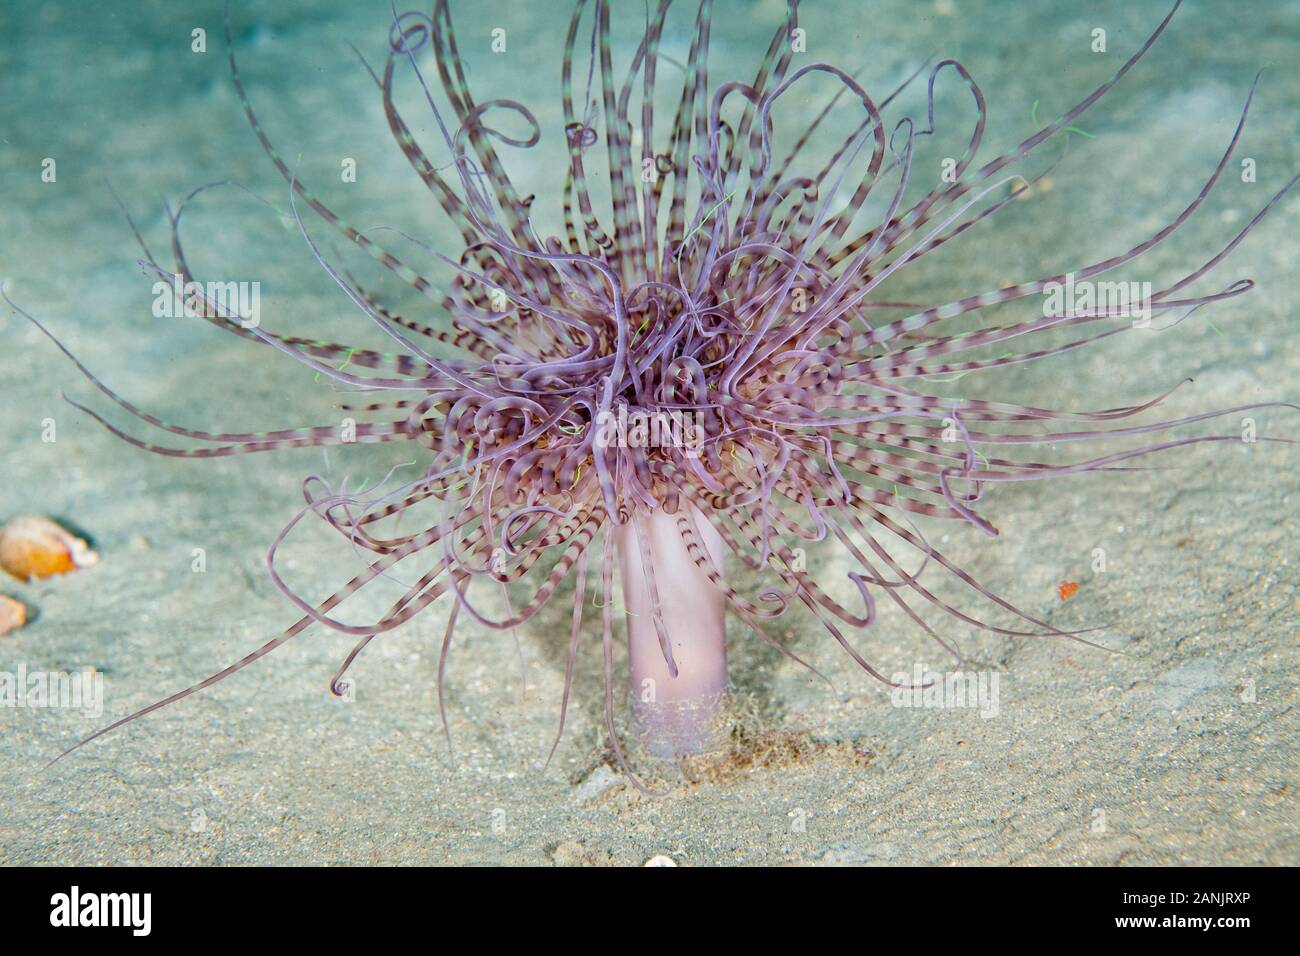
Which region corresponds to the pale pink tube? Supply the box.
[615,504,729,758]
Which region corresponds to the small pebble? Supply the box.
[643,854,677,867]
[0,516,99,581]
[572,765,621,803]
[0,595,26,636]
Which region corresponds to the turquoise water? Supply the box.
[0,0,1296,864]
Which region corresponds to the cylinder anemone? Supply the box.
[23,0,1296,780]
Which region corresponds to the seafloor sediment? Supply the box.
[0,0,1295,865]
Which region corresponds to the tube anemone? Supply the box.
[21,0,1296,779]
[617,504,729,757]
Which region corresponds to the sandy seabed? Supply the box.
[0,0,1296,865]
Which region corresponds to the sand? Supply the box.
[0,0,1295,865]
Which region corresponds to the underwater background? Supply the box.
[0,0,1296,864]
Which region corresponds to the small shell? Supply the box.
[0,595,27,636]
[0,516,99,581]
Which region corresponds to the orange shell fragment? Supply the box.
[0,516,99,581]
[0,595,26,636]
[1057,580,1080,601]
